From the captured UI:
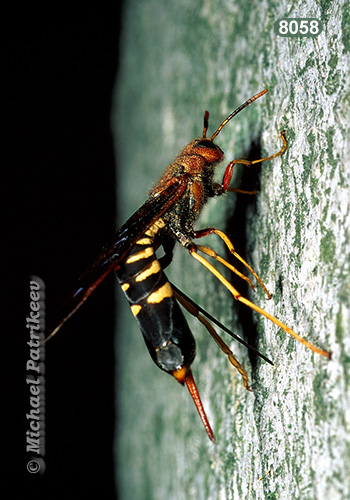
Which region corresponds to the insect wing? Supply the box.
[46,179,186,340]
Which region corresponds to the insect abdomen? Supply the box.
[116,220,196,376]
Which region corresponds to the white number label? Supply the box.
[275,18,322,37]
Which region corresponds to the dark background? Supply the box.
[11,20,122,499]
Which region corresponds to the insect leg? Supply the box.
[174,287,252,391]
[226,188,257,195]
[196,244,256,292]
[188,245,331,358]
[171,283,273,365]
[193,228,271,299]
[217,130,287,194]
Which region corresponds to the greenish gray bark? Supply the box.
[113,1,350,499]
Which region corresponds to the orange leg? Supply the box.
[193,228,272,299]
[218,130,287,193]
[174,288,252,391]
[188,246,331,358]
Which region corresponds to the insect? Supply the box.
[46,89,330,442]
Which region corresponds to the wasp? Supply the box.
[46,89,330,442]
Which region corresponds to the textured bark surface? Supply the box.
[113,1,350,499]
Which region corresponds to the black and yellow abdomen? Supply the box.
[116,218,196,378]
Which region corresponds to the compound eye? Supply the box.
[196,139,217,149]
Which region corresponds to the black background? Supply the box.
[11,20,122,499]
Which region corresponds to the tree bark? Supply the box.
[114,1,350,499]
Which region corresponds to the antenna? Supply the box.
[210,89,268,141]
